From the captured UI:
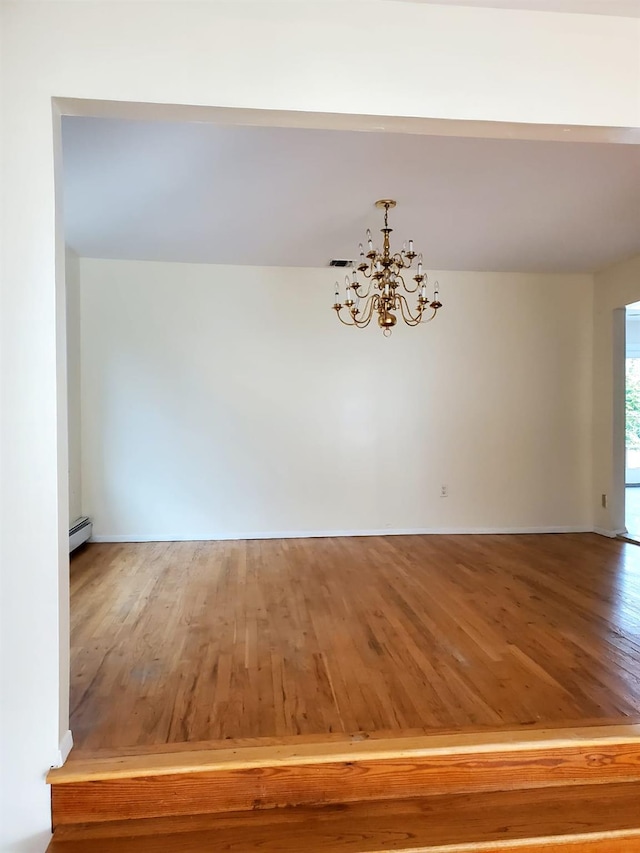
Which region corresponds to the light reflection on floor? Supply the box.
[609,527,640,637]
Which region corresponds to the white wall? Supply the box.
[1,2,638,850]
[78,259,594,539]
[593,255,640,534]
[66,248,82,523]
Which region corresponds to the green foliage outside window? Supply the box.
[626,358,640,450]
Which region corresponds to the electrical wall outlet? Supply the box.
[601,493,608,509]
[440,484,448,498]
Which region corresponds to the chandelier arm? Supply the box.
[336,294,377,329]
[397,293,425,326]
[354,294,378,328]
[421,306,439,323]
[362,265,376,280]
[396,271,421,295]
[404,299,439,325]
[354,312,375,329]
[335,306,357,327]
[353,280,372,299]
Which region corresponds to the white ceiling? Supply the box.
[62,117,640,273]
[396,0,640,16]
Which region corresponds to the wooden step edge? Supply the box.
[51,746,640,827]
[47,723,640,784]
[45,784,640,851]
[64,717,640,761]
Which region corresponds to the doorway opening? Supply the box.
[625,302,640,541]
[58,102,640,757]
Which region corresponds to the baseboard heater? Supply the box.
[69,516,92,552]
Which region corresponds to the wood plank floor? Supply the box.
[69,533,640,751]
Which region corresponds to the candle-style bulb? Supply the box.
[352,268,358,283]
[359,242,364,257]
[417,253,423,275]
[408,239,414,253]
[367,228,373,250]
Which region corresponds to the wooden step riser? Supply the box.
[51,741,640,826]
[45,783,640,852]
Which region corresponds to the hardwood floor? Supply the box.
[69,533,640,751]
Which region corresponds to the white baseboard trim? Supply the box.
[593,527,627,538]
[92,525,594,543]
[52,730,73,768]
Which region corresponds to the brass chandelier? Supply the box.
[333,200,442,336]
